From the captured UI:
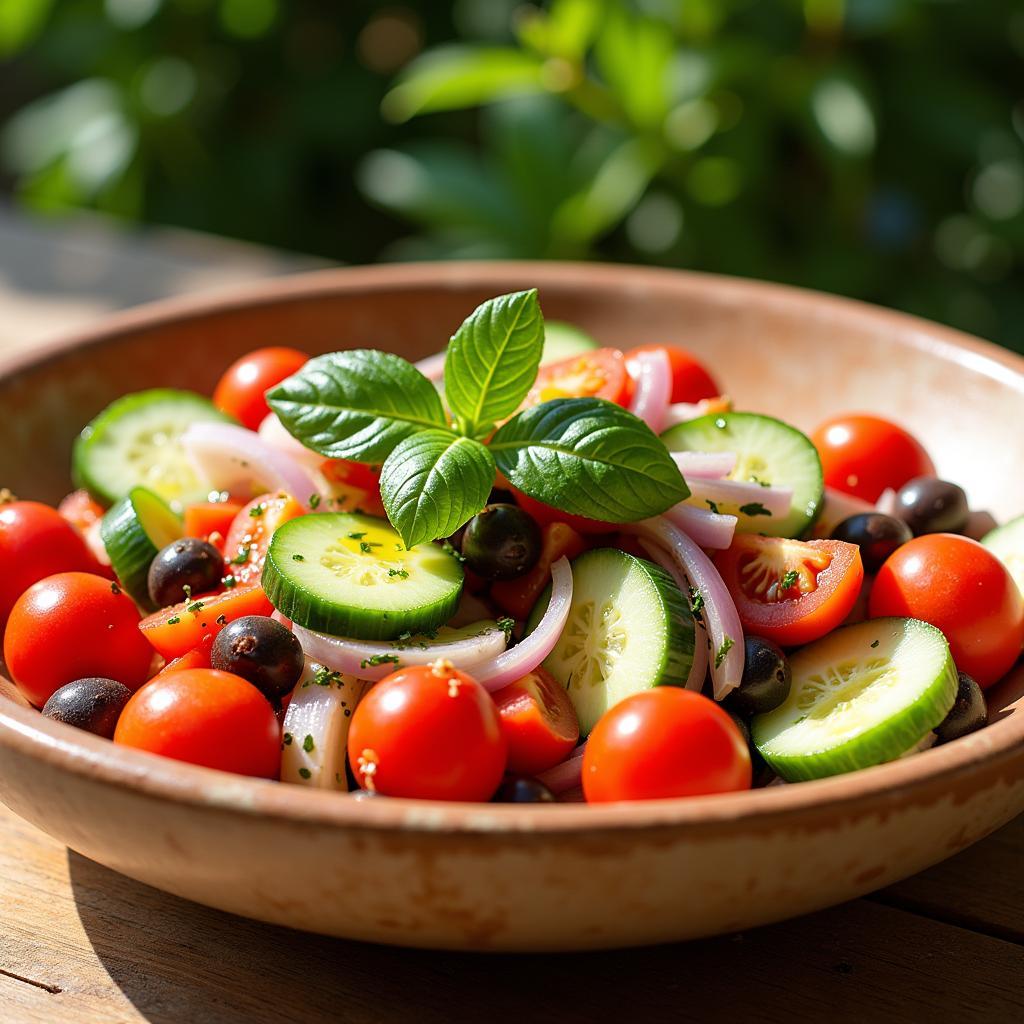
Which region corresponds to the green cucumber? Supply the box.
[100,487,184,610]
[542,321,598,365]
[982,515,1024,599]
[527,548,695,736]
[262,512,464,640]
[73,389,235,509]
[662,411,824,538]
[752,617,957,782]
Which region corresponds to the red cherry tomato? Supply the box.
[524,348,630,408]
[4,572,153,707]
[0,501,103,629]
[213,347,308,430]
[626,344,720,404]
[715,535,864,647]
[869,534,1024,688]
[183,500,243,550]
[509,487,616,537]
[114,669,280,777]
[583,689,751,803]
[811,414,935,503]
[348,663,507,801]
[491,668,580,776]
[222,492,305,585]
[139,582,274,660]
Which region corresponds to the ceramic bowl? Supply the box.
[1,262,1022,952]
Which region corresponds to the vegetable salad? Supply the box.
[2,290,1022,804]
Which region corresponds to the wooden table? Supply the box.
[2,210,1023,1023]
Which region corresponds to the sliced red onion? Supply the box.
[663,401,704,427]
[811,486,876,538]
[181,422,318,509]
[414,352,446,381]
[536,742,587,796]
[876,488,898,516]
[257,413,326,473]
[626,518,743,700]
[670,451,737,479]
[627,348,672,434]
[292,620,509,683]
[472,557,573,692]
[686,477,793,518]
[663,502,736,550]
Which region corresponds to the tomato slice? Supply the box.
[491,522,588,620]
[139,583,274,660]
[223,492,305,585]
[317,459,385,517]
[625,345,720,405]
[524,348,630,407]
[491,668,579,776]
[183,501,243,550]
[57,489,105,532]
[151,634,215,681]
[509,487,616,537]
[715,535,864,647]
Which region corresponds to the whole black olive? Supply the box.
[148,537,225,608]
[42,677,132,739]
[892,477,969,536]
[832,513,913,573]
[461,504,542,581]
[727,710,751,746]
[211,615,305,703]
[934,672,988,745]
[726,636,792,717]
[493,775,556,803]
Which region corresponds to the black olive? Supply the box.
[831,513,913,573]
[726,636,792,717]
[892,477,969,536]
[934,672,988,745]
[727,709,751,746]
[488,486,517,506]
[41,677,132,739]
[148,537,225,608]
[493,776,556,803]
[210,615,304,703]
[461,504,542,581]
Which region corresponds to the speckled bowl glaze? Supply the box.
[1,263,1022,951]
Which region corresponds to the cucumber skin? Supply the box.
[752,619,958,782]
[542,322,598,364]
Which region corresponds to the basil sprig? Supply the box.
[268,290,688,547]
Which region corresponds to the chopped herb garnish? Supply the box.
[298,767,312,780]
[750,474,771,488]
[360,653,401,669]
[283,732,293,746]
[870,639,880,648]
[387,567,409,579]
[302,734,315,753]
[739,502,772,517]
[706,499,720,515]
[221,574,237,589]
[309,493,321,509]
[496,616,515,636]
[230,546,251,565]
[688,587,704,615]
[167,615,181,625]
[312,666,342,687]
[715,635,735,669]
[292,553,305,561]
[110,581,121,595]
[248,503,266,518]
[347,531,367,540]
[780,569,799,590]
[359,541,381,554]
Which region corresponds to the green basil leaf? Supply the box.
[444,289,544,437]
[490,397,689,521]
[379,430,496,548]
[267,350,450,463]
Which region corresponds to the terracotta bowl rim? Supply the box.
[2,260,1022,838]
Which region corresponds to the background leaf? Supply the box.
[379,430,496,548]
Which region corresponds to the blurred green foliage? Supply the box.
[1,0,1023,351]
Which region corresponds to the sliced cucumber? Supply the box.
[542,321,598,365]
[662,411,824,538]
[752,617,957,782]
[73,389,234,509]
[982,514,1024,599]
[100,487,183,610]
[262,512,464,641]
[527,548,695,736]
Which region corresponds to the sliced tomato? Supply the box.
[626,345,720,405]
[715,535,864,647]
[524,348,630,408]
[57,489,105,532]
[183,500,243,550]
[491,522,588,620]
[223,492,305,585]
[317,459,385,517]
[151,634,215,681]
[491,668,580,776]
[509,487,616,537]
[139,583,274,660]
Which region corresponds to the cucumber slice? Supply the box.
[542,321,598,365]
[262,512,464,641]
[751,617,957,782]
[527,548,695,736]
[73,389,235,509]
[662,412,823,538]
[982,514,1024,599]
[100,487,184,610]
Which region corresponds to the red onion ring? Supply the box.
[257,413,326,473]
[663,502,736,550]
[535,742,587,795]
[876,488,898,516]
[663,401,706,427]
[670,451,737,479]
[414,352,446,382]
[627,348,672,434]
[686,477,793,518]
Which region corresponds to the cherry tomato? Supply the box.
[524,348,630,408]
[223,492,305,585]
[491,668,580,776]
[213,347,308,430]
[317,459,385,517]
[509,487,616,537]
[869,534,1024,688]
[57,489,105,532]
[114,669,280,777]
[491,521,589,620]
[626,345,720,404]
[183,500,243,550]
[139,582,274,660]
[583,689,751,803]
[0,501,104,629]
[348,663,507,801]
[715,535,864,647]
[4,572,153,707]
[811,414,935,503]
